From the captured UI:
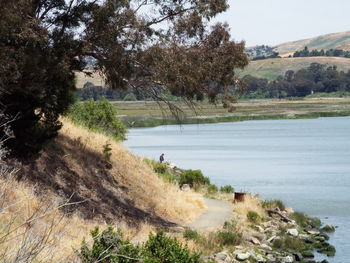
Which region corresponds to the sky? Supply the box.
[213,0,350,47]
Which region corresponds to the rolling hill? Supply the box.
[239,57,350,81]
[274,31,350,57]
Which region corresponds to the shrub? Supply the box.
[183,229,200,241]
[272,235,306,251]
[262,199,285,210]
[216,231,242,246]
[153,162,167,174]
[220,185,234,193]
[290,212,308,227]
[179,170,210,187]
[80,227,141,263]
[247,211,260,223]
[68,99,127,140]
[143,230,200,263]
[123,93,137,101]
[207,184,218,194]
[102,143,112,161]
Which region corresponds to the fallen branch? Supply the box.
[266,208,293,223]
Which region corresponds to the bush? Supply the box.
[183,229,200,241]
[220,185,234,193]
[290,212,308,227]
[207,184,218,194]
[262,199,285,210]
[272,235,306,251]
[68,99,127,140]
[123,93,137,101]
[247,211,260,223]
[216,231,242,246]
[80,227,141,263]
[179,170,210,187]
[143,230,200,263]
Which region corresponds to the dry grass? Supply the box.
[59,118,205,224]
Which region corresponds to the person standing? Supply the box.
[159,153,165,163]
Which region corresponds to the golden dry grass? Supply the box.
[60,118,206,224]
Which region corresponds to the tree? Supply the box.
[0,0,248,157]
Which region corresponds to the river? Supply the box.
[124,116,350,263]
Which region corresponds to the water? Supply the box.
[124,117,350,263]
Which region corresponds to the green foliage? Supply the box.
[143,158,179,184]
[243,62,350,99]
[247,211,260,223]
[68,99,127,141]
[216,231,242,246]
[80,227,141,263]
[183,229,200,241]
[102,143,112,161]
[179,170,210,187]
[220,185,234,193]
[123,93,137,101]
[207,184,218,194]
[290,212,308,227]
[262,199,285,210]
[143,230,200,263]
[272,235,306,251]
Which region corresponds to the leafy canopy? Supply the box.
[0,0,248,156]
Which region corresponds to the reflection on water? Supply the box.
[125,117,350,262]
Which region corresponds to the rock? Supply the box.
[256,225,264,232]
[180,184,191,191]
[266,254,276,262]
[236,253,250,261]
[251,237,261,245]
[267,235,276,243]
[287,228,298,237]
[213,252,231,262]
[284,207,294,214]
[293,253,303,261]
[281,255,294,263]
[254,254,266,262]
[321,224,335,233]
[307,229,320,235]
[301,251,314,258]
[260,244,272,251]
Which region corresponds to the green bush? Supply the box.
[247,211,260,223]
[143,230,200,263]
[220,185,234,193]
[290,212,308,227]
[80,227,141,263]
[272,235,306,251]
[123,93,137,101]
[207,184,218,194]
[216,231,242,246]
[68,99,127,140]
[179,170,210,187]
[262,199,285,210]
[183,229,200,241]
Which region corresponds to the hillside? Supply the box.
[274,31,350,57]
[239,56,350,80]
[1,119,205,262]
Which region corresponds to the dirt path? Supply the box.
[186,198,233,231]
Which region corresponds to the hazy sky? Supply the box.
[213,0,350,47]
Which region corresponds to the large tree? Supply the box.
[0,0,248,157]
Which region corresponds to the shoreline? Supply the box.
[122,110,350,128]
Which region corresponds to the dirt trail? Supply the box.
[186,198,233,231]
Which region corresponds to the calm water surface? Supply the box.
[124,117,350,263]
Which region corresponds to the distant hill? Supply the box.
[239,57,350,80]
[274,31,350,57]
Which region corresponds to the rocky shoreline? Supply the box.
[205,206,336,263]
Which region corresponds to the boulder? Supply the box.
[260,244,272,251]
[254,254,266,262]
[251,237,261,245]
[180,184,191,191]
[213,252,231,263]
[321,224,335,233]
[236,252,250,261]
[281,255,294,263]
[287,228,298,237]
[307,229,320,235]
[293,253,303,261]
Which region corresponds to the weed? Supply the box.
[183,229,200,241]
[247,211,260,223]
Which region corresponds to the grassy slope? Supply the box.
[238,56,350,80]
[275,31,350,56]
[1,119,205,262]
